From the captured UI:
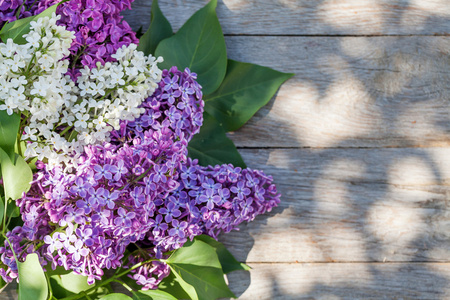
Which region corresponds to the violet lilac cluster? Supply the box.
[0,0,36,27]
[0,0,138,78]
[0,67,280,289]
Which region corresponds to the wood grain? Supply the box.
[122,0,450,35]
[3,263,449,299]
[218,148,450,263]
[222,36,450,148]
[226,262,450,299]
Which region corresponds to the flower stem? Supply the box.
[59,258,157,300]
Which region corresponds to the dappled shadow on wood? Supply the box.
[123,0,450,36]
[209,4,450,298]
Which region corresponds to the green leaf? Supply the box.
[0,197,4,230]
[53,272,89,295]
[0,110,20,163]
[155,0,227,94]
[18,253,48,300]
[45,265,72,277]
[0,149,33,200]
[137,0,173,55]
[6,199,20,217]
[204,59,294,132]
[0,4,59,44]
[194,235,251,274]
[101,293,133,300]
[166,239,235,300]
[188,112,246,168]
[50,271,111,298]
[133,289,178,300]
[158,272,191,300]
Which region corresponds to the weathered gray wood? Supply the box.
[122,0,450,35]
[2,263,449,299]
[218,148,450,263]
[226,263,450,299]
[221,36,450,148]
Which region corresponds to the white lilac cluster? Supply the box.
[0,14,163,171]
[74,44,163,146]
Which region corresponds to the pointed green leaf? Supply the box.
[137,0,173,55]
[204,59,294,131]
[50,270,111,298]
[194,235,251,274]
[166,270,198,300]
[133,289,178,300]
[101,293,133,300]
[6,199,20,217]
[18,253,48,300]
[0,197,4,228]
[166,239,235,300]
[0,110,20,163]
[157,272,191,300]
[188,112,245,168]
[0,4,59,44]
[155,0,227,94]
[0,149,33,200]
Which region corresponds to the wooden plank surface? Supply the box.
[218,148,450,263]
[226,263,450,299]
[123,0,450,35]
[2,1,450,300]
[223,36,450,148]
[3,263,449,300]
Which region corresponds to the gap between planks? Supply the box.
[224,34,450,37]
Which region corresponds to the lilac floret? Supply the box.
[0,0,138,75]
[0,66,281,291]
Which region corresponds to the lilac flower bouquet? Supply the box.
[0,0,292,299]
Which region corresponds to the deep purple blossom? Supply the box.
[0,66,280,292]
[0,0,138,74]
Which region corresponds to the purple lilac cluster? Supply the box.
[0,68,280,289]
[4,119,187,284]
[111,66,204,144]
[0,0,138,78]
[0,0,36,28]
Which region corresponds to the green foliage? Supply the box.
[101,293,133,300]
[0,197,4,228]
[0,149,32,201]
[132,289,178,300]
[205,59,294,131]
[194,235,250,274]
[155,0,227,95]
[188,112,246,168]
[18,253,48,300]
[50,272,90,298]
[0,4,59,44]
[0,111,20,163]
[137,0,173,55]
[165,239,235,300]
[158,272,191,300]
[6,199,20,217]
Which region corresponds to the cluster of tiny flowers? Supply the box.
[6,0,139,76]
[4,121,187,284]
[0,16,162,170]
[0,14,74,115]
[121,158,280,289]
[0,0,36,28]
[0,68,280,288]
[111,66,204,144]
[69,43,163,149]
[0,14,78,165]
